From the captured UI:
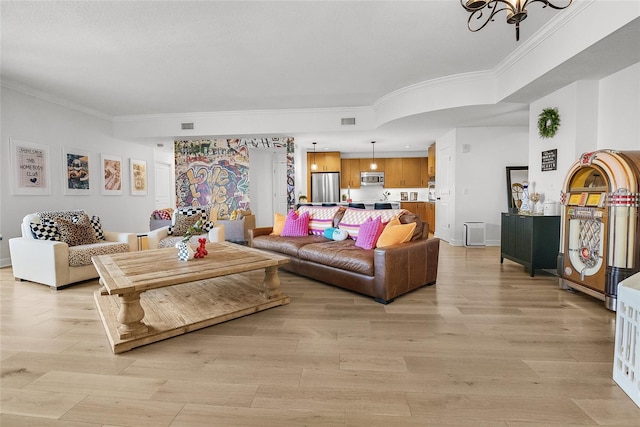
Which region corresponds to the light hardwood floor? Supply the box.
[1,243,639,426]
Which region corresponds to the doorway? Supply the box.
[154,162,173,210]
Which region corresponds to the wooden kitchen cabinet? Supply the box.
[340,158,361,189]
[500,213,560,277]
[427,144,436,178]
[307,152,340,172]
[420,157,429,187]
[426,202,435,233]
[361,158,384,173]
[385,158,423,188]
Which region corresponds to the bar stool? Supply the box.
[374,202,393,210]
[322,203,337,207]
[348,203,366,209]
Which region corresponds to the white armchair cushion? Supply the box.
[68,241,131,267]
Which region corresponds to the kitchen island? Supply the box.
[304,201,401,209]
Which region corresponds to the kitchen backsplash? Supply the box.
[343,186,430,202]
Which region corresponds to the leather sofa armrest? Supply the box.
[103,231,138,252]
[248,227,273,247]
[373,237,440,302]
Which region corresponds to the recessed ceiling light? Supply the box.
[404,145,411,149]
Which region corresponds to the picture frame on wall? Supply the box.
[130,158,147,196]
[101,154,123,195]
[400,192,408,201]
[62,147,91,195]
[410,191,418,201]
[10,138,51,196]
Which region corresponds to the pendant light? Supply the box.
[370,141,377,170]
[311,142,318,171]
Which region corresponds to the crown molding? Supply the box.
[1,78,112,121]
[111,105,373,122]
[494,0,595,77]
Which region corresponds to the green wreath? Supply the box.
[538,107,561,139]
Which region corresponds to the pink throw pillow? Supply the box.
[355,216,385,250]
[281,210,310,237]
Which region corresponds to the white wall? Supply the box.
[598,63,640,150]
[528,64,640,204]
[445,127,529,246]
[1,87,157,267]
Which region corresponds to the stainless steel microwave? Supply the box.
[360,171,384,186]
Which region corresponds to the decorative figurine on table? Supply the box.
[176,218,205,261]
[194,238,208,259]
[519,180,532,215]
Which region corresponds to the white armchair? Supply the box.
[146,206,225,249]
[9,210,137,289]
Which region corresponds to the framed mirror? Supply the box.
[506,166,528,212]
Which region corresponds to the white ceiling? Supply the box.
[2,1,638,153]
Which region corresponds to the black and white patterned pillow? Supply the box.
[30,219,60,241]
[91,215,105,240]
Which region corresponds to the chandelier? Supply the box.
[460,0,573,41]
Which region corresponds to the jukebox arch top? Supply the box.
[559,150,640,311]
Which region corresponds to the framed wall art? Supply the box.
[101,154,123,195]
[130,158,147,196]
[62,147,91,195]
[10,138,51,196]
[400,192,408,201]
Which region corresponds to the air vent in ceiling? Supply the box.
[341,117,356,126]
[181,122,194,130]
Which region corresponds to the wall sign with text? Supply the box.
[541,149,557,171]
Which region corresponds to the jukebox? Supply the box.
[559,150,640,310]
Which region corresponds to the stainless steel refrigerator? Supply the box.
[311,172,340,203]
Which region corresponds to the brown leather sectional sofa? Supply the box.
[249,212,440,304]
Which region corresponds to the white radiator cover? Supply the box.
[464,222,486,247]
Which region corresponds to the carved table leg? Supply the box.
[262,266,282,300]
[116,291,148,339]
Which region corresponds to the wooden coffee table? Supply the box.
[92,241,289,353]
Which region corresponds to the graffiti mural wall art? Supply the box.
[175,139,250,218]
[174,137,295,218]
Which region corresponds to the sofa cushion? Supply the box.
[298,240,375,276]
[337,208,406,239]
[251,234,328,257]
[297,205,343,236]
[30,219,60,241]
[55,214,99,247]
[281,211,309,237]
[90,215,105,240]
[68,241,130,267]
[355,216,385,250]
[377,216,416,248]
[398,212,424,241]
[37,209,86,223]
[270,213,286,236]
[171,212,202,236]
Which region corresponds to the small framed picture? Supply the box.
[63,147,91,195]
[130,159,147,196]
[10,139,51,196]
[400,192,408,201]
[101,154,123,195]
[410,192,418,201]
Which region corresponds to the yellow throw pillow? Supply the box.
[376,216,416,248]
[270,213,286,236]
